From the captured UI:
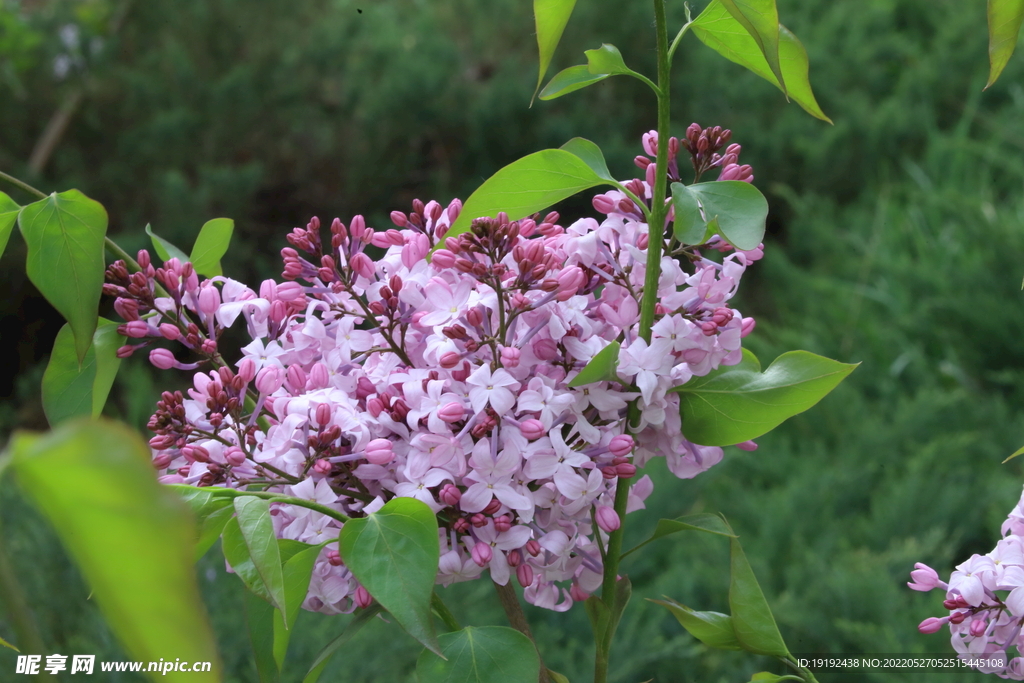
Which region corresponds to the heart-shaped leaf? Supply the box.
[146,223,189,264]
[415,626,540,683]
[539,65,610,100]
[672,181,769,251]
[717,0,784,93]
[671,184,707,245]
[568,341,621,387]
[692,1,830,122]
[671,349,857,446]
[338,497,441,655]
[652,599,741,650]
[533,0,577,101]
[560,137,615,183]
[189,217,234,277]
[234,496,288,623]
[18,190,107,361]
[0,191,19,261]
[729,535,789,656]
[11,419,220,680]
[987,0,1024,88]
[41,318,125,426]
[585,43,633,76]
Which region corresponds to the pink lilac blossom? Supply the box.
[910,486,1024,677]
[104,126,762,616]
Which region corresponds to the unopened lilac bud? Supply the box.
[592,195,617,214]
[157,323,179,341]
[740,316,756,338]
[255,366,284,395]
[439,483,462,507]
[438,402,465,423]
[152,452,173,470]
[183,444,210,462]
[948,611,967,624]
[595,505,620,532]
[364,439,394,465]
[326,549,344,566]
[735,440,758,452]
[525,539,541,557]
[943,598,959,610]
[308,362,330,390]
[236,358,256,384]
[350,252,375,280]
[519,419,546,441]
[466,307,484,327]
[516,563,534,588]
[402,233,429,269]
[970,619,987,637]
[355,585,373,609]
[149,348,176,369]
[367,397,384,417]
[198,285,221,315]
[200,339,218,354]
[907,563,942,591]
[124,320,150,338]
[918,617,948,634]
[493,515,512,533]
[158,473,185,484]
[285,364,307,393]
[570,584,590,602]
[532,338,558,361]
[114,297,140,321]
[315,403,332,427]
[350,214,367,241]
[556,266,585,300]
[225,446,247,467]
[471,542,493,567]
[439,352,461,369]
[482,498,502,515]
[313,459,332,474]
[431,249,456,269]
[609,434,634,457]
[116,345,136,358]
[390,211,408,227]
[499,346,521,368]
[149,434,176,450]
[615,463,636,479]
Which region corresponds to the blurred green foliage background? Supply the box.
[2,0,1024,680]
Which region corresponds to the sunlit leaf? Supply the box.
[652,599,741,650]
[234,496,288,623]
[189,217,233,277]
[539,65,609,100]
[415,626,540,683]
[671,184,706,245]
[568,342,621,387]
[1004,444,1024,463]
[692,1,830,122]
[672,181,768,250]
[533,0,578,101]
[987,0,1024,88]
[146,223,189,264]
[41,319,124,426]
[560,137,615,182]
[11,419,220,681]
[18,190,107,361]
[671,349,857,446]
[718,0,784,92]
[0,635,18,652]
[338,497,441,655]
[169,485,234,561]
[730,535,789,656]
[0,191,19,261]
[585,43,633,76]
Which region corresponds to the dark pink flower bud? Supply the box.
[592,194,617,214]
[470,513,488,528]
[237,358,256,384]
[615,463,636,479]
[350,215,367,241]
[116,345,136,358]
[149,348,176,369]
[453,517,470,533]
[285,364,307,393]
[355,585,373,609]
[355,377,376,400]
[350,252,375,280]
[200,339,218,354]
[499,346,520,368]
[431,249,456,269]
[438,484,462,507]
[402,233,429,269]
[948,611,967,624]
[124,320,150,338]
[570,584,590,602]
[438,402,465,423]
[525,539,541,557]
[308,362,330,390]
[506,549,522,567]
[313,459,332,474]
[439,352,462,369]
[390,211,408,227]
[315,403,332,427]
[482,498,502,515]
[493,515,512,533]
[198,285,221,315]
[556,266,585,300]
[471,542,493,567]
[183,444,210,462]
[970,619,987,637]
[918,617,948,634]
[466,307,484,327]
[532,338,558,361]
[158,473,185,485]
[367,397,384,417]
[451,362,471,382]
[149,434,176,450]
[157,323,179,340]
[255,366,284,395]
[327,549,344,566]
[516,564,534,588]
[636,232,649,250]
[114,297,140,321]
[225,446,247,467]
[276,281,304,302]
[152,452,173,470]
[942,598,959,610]
[609,434,634,457]
[519,419,546,441]
[364,439,394,465]
[595,506,621,532]
[735,440,758,452]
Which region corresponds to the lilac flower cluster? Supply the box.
[911,487,1024,677]
[105,128,762,615]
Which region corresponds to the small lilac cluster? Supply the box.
[106,128,763,615]
[911,487,1024,677]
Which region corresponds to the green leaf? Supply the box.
[547,671,571,683]
[539,65,609,100]
[338,497,441,655]
[692,1,831,123]
[622,513,737,559]
[568,341,621,387]
[671,184,707,246]
[415,626,540,683]
[245,588,280,683]
[560,138,615,182]
[169,485,234,560]
[718,0,784,93]
[0,191,19,261]
[146,223,189,264]
[729,535,789,656]
[0,635,18,652]
[1004,443,1024,463]
[651,599,741,650]
[672,181,769,251]
[10,419,220,681]
[671,349,858,446]
[585,43,633,76]
[41,319,125,425]
[533,0,577,101]
[234,496,288,623]
[442,149,608,244]
[18,190,107,361]
[190,217,234,277]
[749,673,803,682]
[583,577,631,653]
[987,0,1024,88]
[303,606,382,683]
[222,516,273,603]
[272,544,321,671]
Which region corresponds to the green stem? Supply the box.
[209,488,350,524]
[0,170,46,200]
[594,2,672,682]
[430,592,461,633]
